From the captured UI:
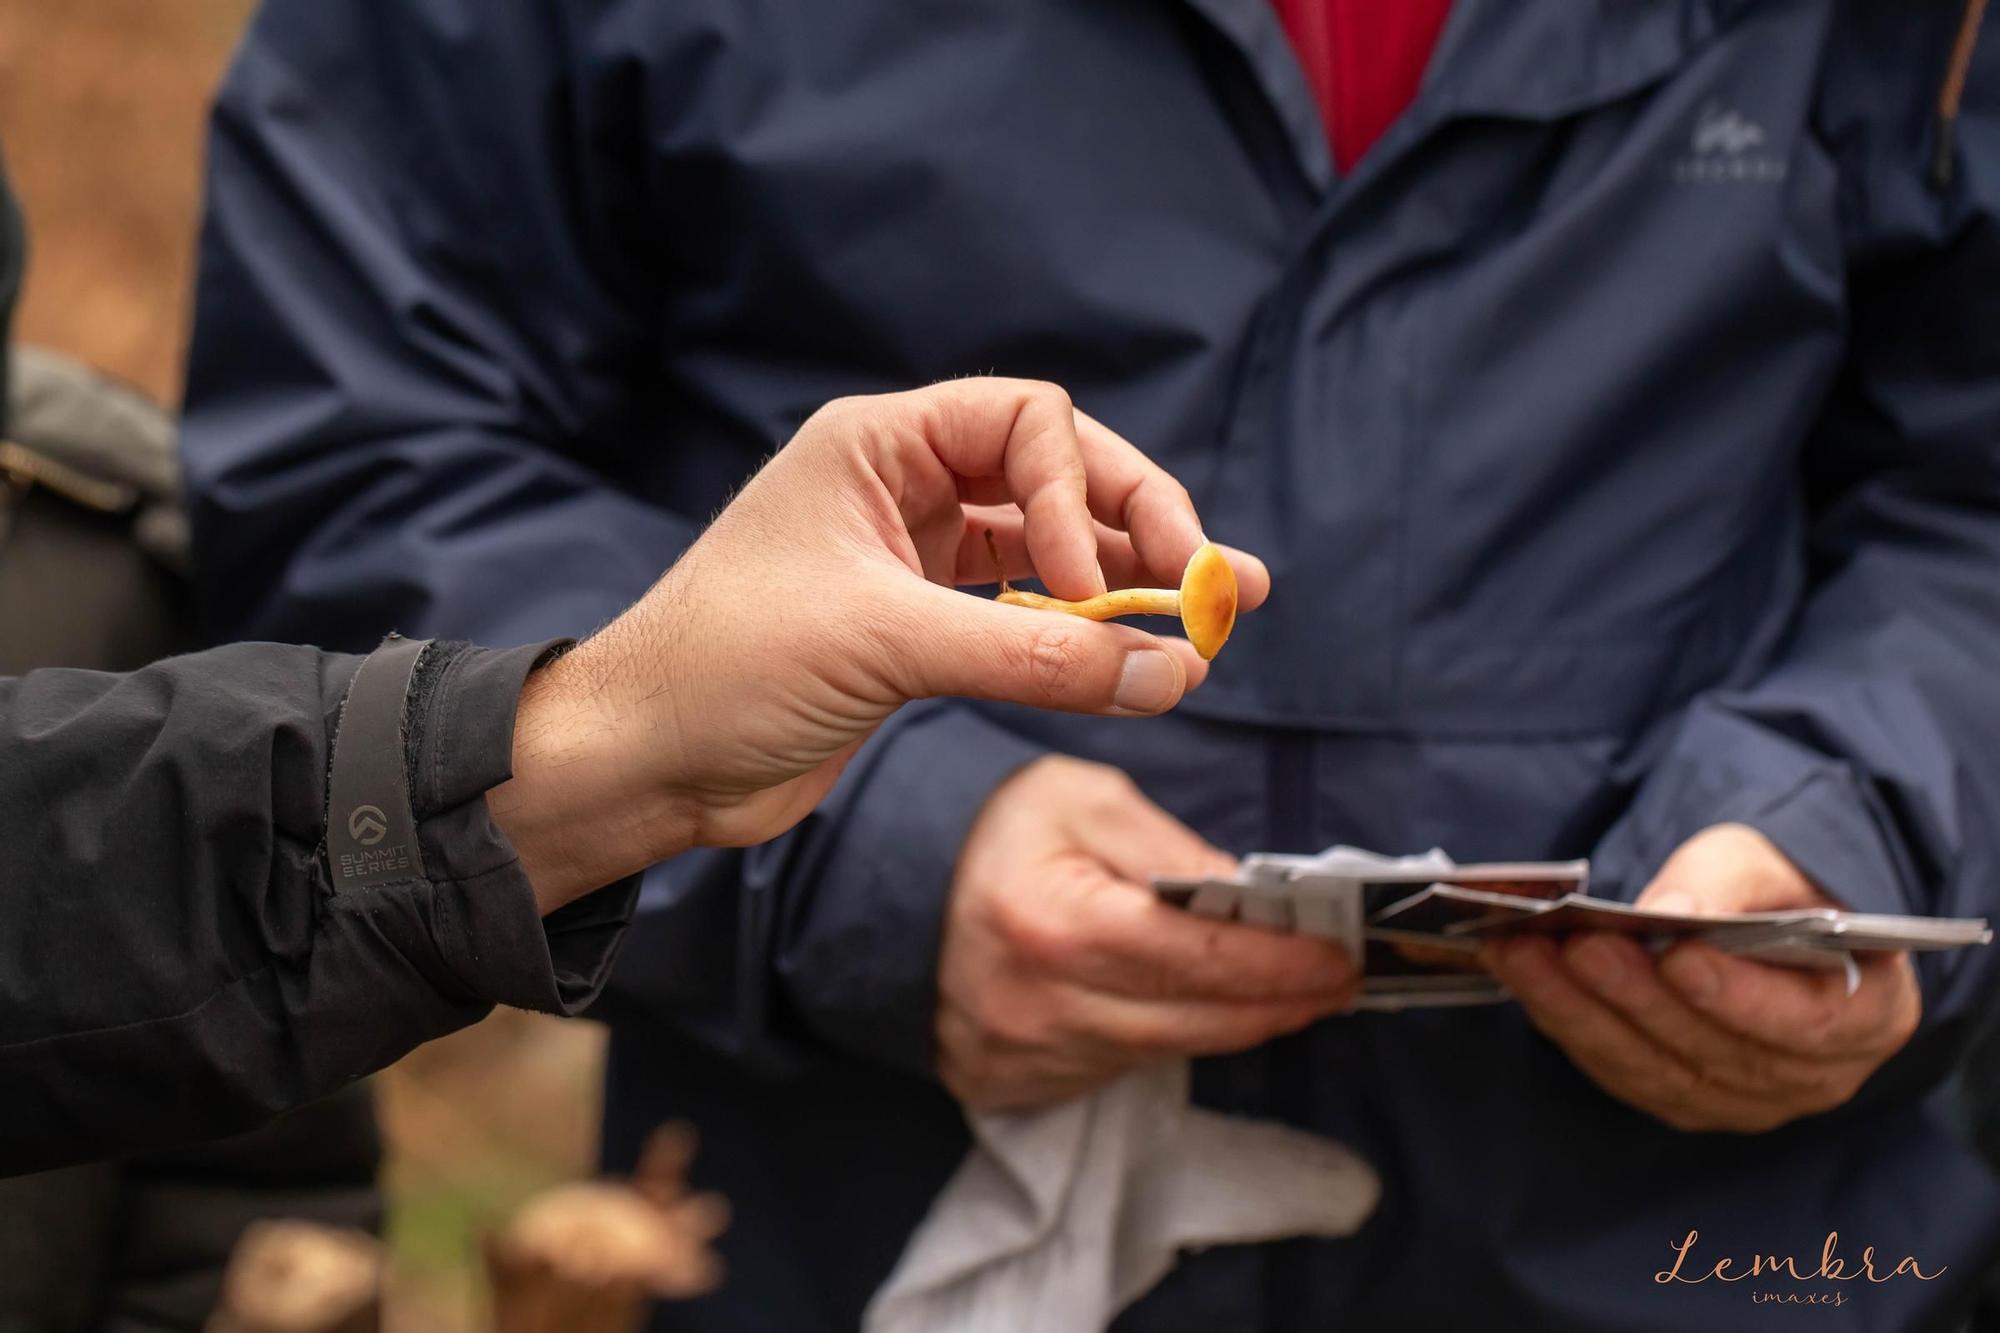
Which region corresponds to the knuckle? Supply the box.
[1158,475,1196,520]
[1255,954,1312,997]
[938,1061,976,1103]
[1647,1062,1698,1102]
[941,1060,1002,1111]
[989,898,1081,975]
[1017,624,1089,704]
[1751,855,1805,902]
[1118,958,1179,1002]
[972,992,1040,1049]
[1737,1050,1782,1090]
[1079,764,1143,816]
[1024,380,1074,416]
[1259,1002,1322,1042]
[818,605,910,692]
[1170,1009,1276,1056]
[1017,919,1086,978]
[1079,758,1134,790]
[803,393,866,436]
[1114,1014,1179,1055]
[1767,1053,1828,1096]
[1801,1004,1845,1049]
[1268,945,1346,998]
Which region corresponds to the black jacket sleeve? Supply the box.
[0,637,638,1174]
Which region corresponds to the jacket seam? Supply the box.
[0,963,277,1055]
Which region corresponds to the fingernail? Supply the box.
[1673,954,1722,1005]
[1573,938,1625,989]
[1114,649,1180,713]
[1647,891,1696,916]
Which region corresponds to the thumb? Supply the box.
[1634,823,1820,916]
[892,582,1207,716]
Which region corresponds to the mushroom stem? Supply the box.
[995,587,1182,620]
[983,527,1240,659]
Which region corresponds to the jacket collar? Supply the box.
[1172,0,1732,195]
[1423,0,1725,122]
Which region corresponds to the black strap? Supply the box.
[325,635,432,890]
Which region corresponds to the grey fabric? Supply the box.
[4,346,189,572]
[5,347,179,501]
[0,345,195,673]
[867,1063,1379,1333]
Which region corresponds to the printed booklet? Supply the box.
[1154,847,1990,1011]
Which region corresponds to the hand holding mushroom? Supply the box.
[491,378,1267,912]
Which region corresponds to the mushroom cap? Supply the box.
[1178,542,1238,660]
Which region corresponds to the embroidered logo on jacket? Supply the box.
[1672,102,1787,184]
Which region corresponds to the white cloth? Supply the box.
[865,1061,1378,1333]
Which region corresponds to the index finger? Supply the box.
[1071,410,1272,612]
[1070,408,1208,586]
[904,378,1255,604]
[1068,880,1358,1003]
[904,378,1108,600]
[1658,942,1919,1055]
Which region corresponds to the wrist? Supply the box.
[489,644,700,914]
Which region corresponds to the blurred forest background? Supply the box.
[0,3,608,1328]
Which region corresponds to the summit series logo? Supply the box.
[337,803,412,880]
[348,803,388,846]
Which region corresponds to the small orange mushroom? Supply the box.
[991,535,1240,659]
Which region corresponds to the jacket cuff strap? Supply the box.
[324,634,432,890]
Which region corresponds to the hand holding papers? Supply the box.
[1155,846,1990,1012]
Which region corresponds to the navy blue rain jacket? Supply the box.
[183,1,2000,1329]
